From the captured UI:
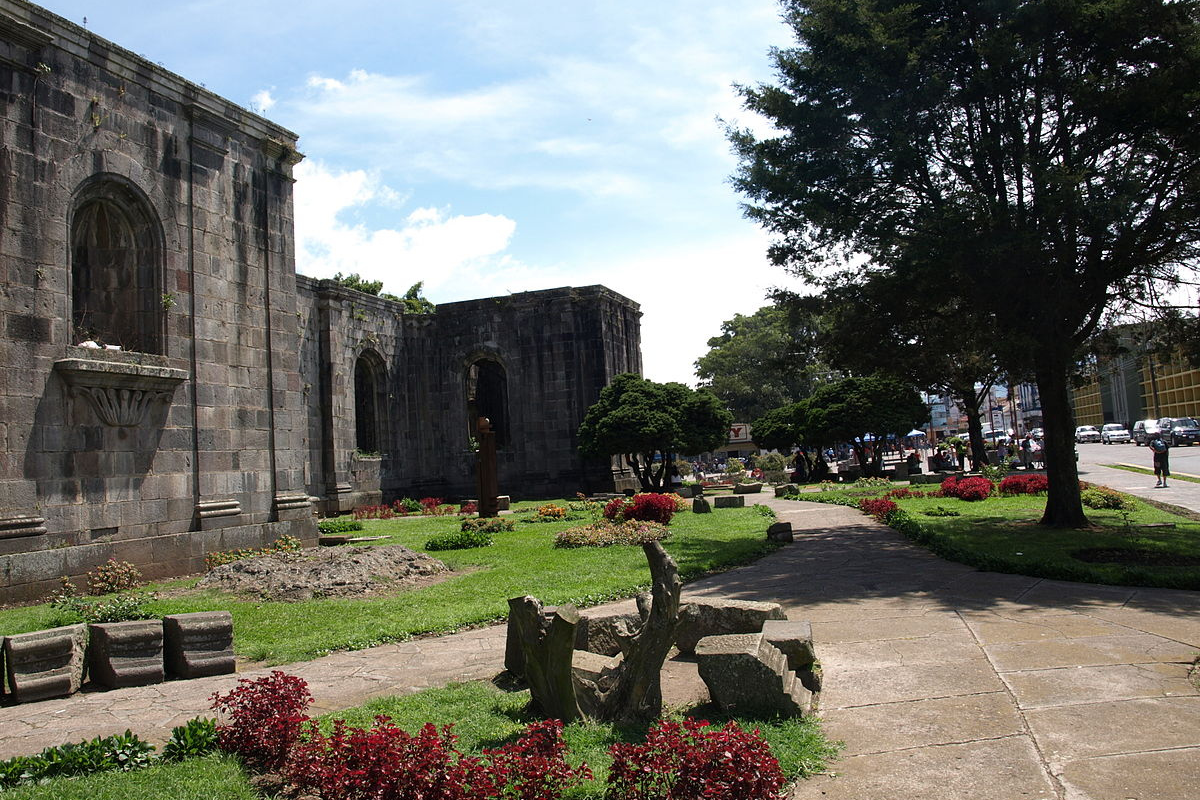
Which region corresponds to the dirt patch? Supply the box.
[1071,547,1200,567]
[196,545,450,601]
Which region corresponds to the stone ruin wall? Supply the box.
[0,0,315,603]
[297,278,643,513]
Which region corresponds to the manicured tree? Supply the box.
[578,374,732,491]
[801,375,928,475]
[730,0,1200,525]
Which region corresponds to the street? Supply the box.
[1075,440,1200,480]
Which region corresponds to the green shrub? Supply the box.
[0,731,155,789]
[51,591,156,624]
[1081,487,1135,510]
[753,503,776,519]
[425,529,494,551]
[461,517,515,534]
[85,559,143,595]
[554,520,671,548]
[317,517,364,535]
[161,718,218,762]
[921,505,961,517]
[205,534,303,570]
[398,497,423,513]
[853,477,893,489]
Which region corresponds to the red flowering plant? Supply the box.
[999,473,1049,496]
[940,475,993,501]
[606,718,785,800]
[858,497,899,522]
[210,670,312,773]
[603,493,677,525]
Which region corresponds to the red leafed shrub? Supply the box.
[459,501,478,515]
[284,717,590,800]
[606,718,785,800]
[946,476,993,501]
[885,487,927,500]
[482,719,592,800]
[999,473,1049,496]
[210,671,312,773]
[603,493,677,524]
[939,475,960,496]
[420,497,456,516]
[859,497,899,521]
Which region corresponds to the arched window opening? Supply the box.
[71,181,163,354]
[466,359,508,447]
[354,355,381,455]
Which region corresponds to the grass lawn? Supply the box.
[7,681,837,800]
[0,503,779,665]
[1104,463,1200,485]
[795,484,1200,589]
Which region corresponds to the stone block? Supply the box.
[774,484,798,497]
[571,649,621,689]
[87,620,165,689]
[674,597,786,654]
[713,495,744,509]
[2,624,87,703]
[767,522,794,542]
[695,632,810,717]
[163,611,235,679]
[733,482,763,494]
[575,611,642,656]
[761,619,816,670]
[497,495,511,511]
[692,496,712,514]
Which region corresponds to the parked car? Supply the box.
[1100,423,1131,444]
[1074,425,1101,443]
[1158,417,1200,446]
[1132,418,1161,446]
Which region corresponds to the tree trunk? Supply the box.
[953,385,990,470]
[1036,364,1088,527]
[581,541,682,723]
[508,597,583,723]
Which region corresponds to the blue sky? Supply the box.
[40,0,806,386]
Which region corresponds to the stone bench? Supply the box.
[774,484,799,497]
[164,611,235,679]
[733,482,763,494]
[88,620,164,689]
[713,495,744,509]
[695,632,811,717]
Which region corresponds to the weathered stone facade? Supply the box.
[298,279,642,512]
[0,1,643,602]
[0,0,314,602]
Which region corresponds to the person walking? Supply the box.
[1150,433,1171,488]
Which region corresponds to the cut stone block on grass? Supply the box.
[692,496,712,514]
[774,484,798,497]
[88,620,164,689]
[163,611,235,679]
[713,495,744,509]
[695,632,811,717]
[733,482,763,494]
[675,597,786,654]
[2,624,87,703]
[571,649,622,689]
[767,522,794,542]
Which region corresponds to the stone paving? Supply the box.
[2,480,1199,800]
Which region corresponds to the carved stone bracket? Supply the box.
[196,500,241,520]
[0,515,47,539]
[274,493,313,513]
[54,355,188,427]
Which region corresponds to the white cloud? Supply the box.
[293,160,517,295]
[250,88,275,112]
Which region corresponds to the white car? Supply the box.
[1074,425,1101,443]
[1100,423,1131,444]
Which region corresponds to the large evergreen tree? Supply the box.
[731,0,1200,525]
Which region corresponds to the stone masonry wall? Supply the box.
[297,279,642,510]
[0,0,315,602]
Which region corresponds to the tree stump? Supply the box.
[512,541,682,724]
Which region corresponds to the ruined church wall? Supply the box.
[297,280,643,510]
[0,0,314,602]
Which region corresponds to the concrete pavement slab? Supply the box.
[819,655,1006,708]
[1057,747,1200,800]
[823,691,1025,756]
[983,633,1196,671]
[1080,607,1200,647]
[1001,662,1198,709]
[813,612,966,644]
[791,736,1059,800]
[961,612,1133,644]
[1025,696,1200,761]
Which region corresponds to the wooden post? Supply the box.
[477,416,499,518]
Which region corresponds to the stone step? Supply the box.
[694,632,811,718]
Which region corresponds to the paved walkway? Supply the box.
[2,486,1199,800]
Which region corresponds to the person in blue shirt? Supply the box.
[1149,434,1170,488]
